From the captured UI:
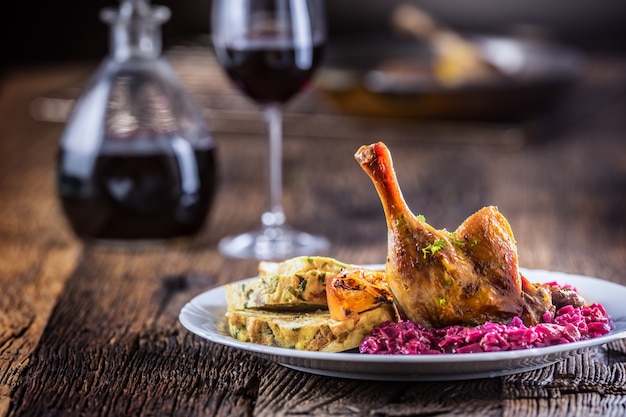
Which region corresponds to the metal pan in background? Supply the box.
[316,35,583,123]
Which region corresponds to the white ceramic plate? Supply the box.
[179,268,626,381]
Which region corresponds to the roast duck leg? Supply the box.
[355,142,554,328]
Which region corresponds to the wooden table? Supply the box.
[1,44,626,416]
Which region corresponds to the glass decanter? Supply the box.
[57,0,217,244]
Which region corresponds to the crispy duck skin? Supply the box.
[355,142,553,328]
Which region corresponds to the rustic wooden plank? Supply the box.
[6,247,256,416]
[7,130,626,415]
[502,393,626,417]
[0,243,80,416]
[253,372,504,417]
[2,51,626,416]
[0,66,86,417]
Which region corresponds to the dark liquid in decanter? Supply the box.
[57,146,217,241]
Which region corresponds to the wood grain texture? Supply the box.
[1,49,625,416]
[0,66,84,416]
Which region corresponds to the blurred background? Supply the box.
[1,0,625,270]
[3,0,626,69]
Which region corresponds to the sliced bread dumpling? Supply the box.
[225,256,355,311]
[258,256,353,277]
[226,303,398,352]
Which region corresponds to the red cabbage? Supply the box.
[359,302,612,355]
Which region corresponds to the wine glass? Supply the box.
[212,0,330,260]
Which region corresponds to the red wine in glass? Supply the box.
[217,42,324,104]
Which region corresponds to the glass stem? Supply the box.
[262,105,286,229]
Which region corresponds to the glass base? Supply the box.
[218,226,330,261]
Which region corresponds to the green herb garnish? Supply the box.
[422,239,447,258]
[448,231,465,247]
